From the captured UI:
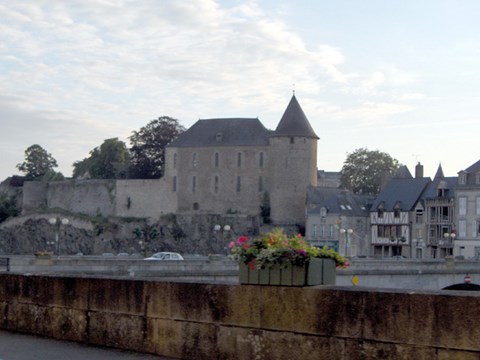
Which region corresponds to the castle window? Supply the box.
[192,176,196,192]
[214,152,219,168]
[214,176,219,193]
[173,176,177,192]
[237,152,242,167]
[192,153,198,168]
[173,153,177,169]
[236,176,241,192]
[258,176,263,192]
[259,152,264,168]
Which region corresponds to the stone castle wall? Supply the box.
[21,178,176,220]
[0,274,478,359]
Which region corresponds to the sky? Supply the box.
[1,0,480,181]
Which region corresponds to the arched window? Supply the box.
[259,152,264,168]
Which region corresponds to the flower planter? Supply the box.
[239,258,336,286]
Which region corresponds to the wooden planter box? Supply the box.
[239,258,336,286]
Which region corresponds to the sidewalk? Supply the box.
[0,330,172,360]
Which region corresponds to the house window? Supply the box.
[214,176,219,193]
[320,207,327,218]
[459,220,466,238]
[319,225,325,237]
[378,209,384,218]
[476,197,480,215]
[459,173,466,185]
[258,176,263,192]
[192,176,196,192]
[329,224,334,237]
[476,173,480,185]
[214,152,219,168]
[173,153,177,169]
[416,209,423,223]
[259,152,264,168]
[459,197,467,216]
[172,176,177,192]
[290,137,294,144]
[394,207,401,218]
[192,153,198,168]
[237,152,242,167]
[312,224,317,238]
[236,176,241,192]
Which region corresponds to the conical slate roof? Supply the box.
[272,95,319,139]
[434,163,445,179]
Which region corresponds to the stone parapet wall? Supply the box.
[0,274,479,359]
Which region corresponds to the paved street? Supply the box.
[0,330,172,360]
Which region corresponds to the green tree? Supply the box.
[340,148,400,195]
[72,138,130,179]
[16,144,59,180]
[0,193,20,223]
[129,116,185,179]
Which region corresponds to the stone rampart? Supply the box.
[0,274,479,359]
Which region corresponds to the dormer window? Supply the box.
[216,132,223,142]
[320,207,327,218]
[476,172,480,185]
[459,172,466,185]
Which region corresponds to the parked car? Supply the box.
[144,252,184,261]
[117,252,129,257]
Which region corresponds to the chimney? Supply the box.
[415,162,424,178]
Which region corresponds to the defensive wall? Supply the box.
[0,273,479,359]
[21,178,176,219]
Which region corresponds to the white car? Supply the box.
[144,252,184,261]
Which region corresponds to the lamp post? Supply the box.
[444,232,456,256]
[48,217,69,256]
[339,228,353,257]
[214,224,232,254]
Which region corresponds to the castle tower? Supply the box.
[268,95,319,225]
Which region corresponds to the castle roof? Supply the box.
[167,118,271,148]
[272,95,319,139]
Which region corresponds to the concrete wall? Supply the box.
[1,274,479,359]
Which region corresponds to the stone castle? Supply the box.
[0,95,321,254]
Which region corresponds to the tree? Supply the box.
[340,148,400,195]
[72,138,130,179]
[129,116,185,179]
[16,144,59,180]
[0,193,20,223]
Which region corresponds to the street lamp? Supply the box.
[214,224,232,254]
[49,217,69,256]
[444,232,456,256]
[339,228,353,257]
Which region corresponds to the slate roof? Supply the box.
[463,159,480,173]
[370,177,431,211]
[307,187,373,217]
[272,95,319,139]
[167,118,272,148]
[421,176,456,200]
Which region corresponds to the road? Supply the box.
[0,330,173,360]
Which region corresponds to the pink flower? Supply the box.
[228,241,235,249]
